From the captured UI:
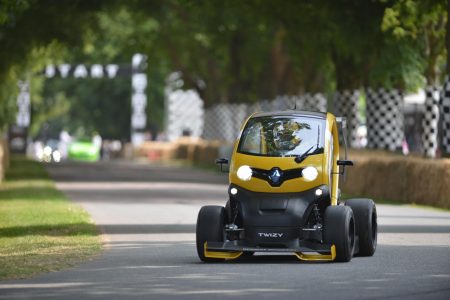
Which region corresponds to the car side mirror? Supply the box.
[215,158,229,172]
[337,160,353,166]
[336,160,353,180]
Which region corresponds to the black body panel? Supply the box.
[228,184,329,247]
[251,167,304,187]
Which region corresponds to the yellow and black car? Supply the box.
[196,110,377,262]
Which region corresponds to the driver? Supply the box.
[273,120,301,151]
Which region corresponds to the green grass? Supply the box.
[0,156,102,280]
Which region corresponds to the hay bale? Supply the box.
[342,150,450,209]
[134,141,177,160]
[174,137,203,160]
[191,141,220,165]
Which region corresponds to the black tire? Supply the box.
[324,205,355,262]
[196,205,226,262]
[345,198,377,256]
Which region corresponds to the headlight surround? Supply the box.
[237,165,252,181]
[302,166,318,181]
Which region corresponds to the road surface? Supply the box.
[0,160,449,299]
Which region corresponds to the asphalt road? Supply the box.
[1,160,449,299]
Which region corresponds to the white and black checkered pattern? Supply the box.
[365,88,404,151]
[300,93,327,112]
[441,79,450,155]
[422,86,440,158]
[334,90,361,148]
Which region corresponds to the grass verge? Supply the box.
[0,156,102,280]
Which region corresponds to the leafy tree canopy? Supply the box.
[0,0,447,139]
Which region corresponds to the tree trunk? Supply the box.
[270,26,288,97]
[447,0,450,77]
[228,31,243,103]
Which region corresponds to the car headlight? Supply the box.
[44,146,52,156]
[302,166,318,181]
[237,165,252,181]
[52,150,61,163]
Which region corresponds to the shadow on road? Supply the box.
[45,161,228,185]
[3,223,449,238]
[99,224,196,234]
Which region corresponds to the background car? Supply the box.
[68,139,100,162]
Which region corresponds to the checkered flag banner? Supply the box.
[334,90,361,148]
[166,89,204,141]
[366,88,404,151]
[441,79,450,155]
[422,86,440,158]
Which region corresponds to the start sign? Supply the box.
[45,64,120,79]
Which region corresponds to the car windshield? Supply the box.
[237,115,325,157]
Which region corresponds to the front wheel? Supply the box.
[196,205,226,262]
[324,205,355,262]
[345,199,377,256]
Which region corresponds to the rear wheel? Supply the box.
[324,205,355,262]
[196,206,226,262]
[345,199,377,256]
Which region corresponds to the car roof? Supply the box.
[250,110,327,119]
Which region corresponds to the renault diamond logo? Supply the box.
[269,168,282,184]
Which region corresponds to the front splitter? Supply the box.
[205,241,336,261]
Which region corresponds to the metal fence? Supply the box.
[198,84,449,157]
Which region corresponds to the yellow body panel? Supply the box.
[204,242,243,260]
[324,113,340,205]
[230,152,324,193]
[295,245,336,261]
[229,112,341,203]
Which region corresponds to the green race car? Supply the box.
[68,140,100,162]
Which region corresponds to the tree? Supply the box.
[1,0,444,140]
[381,0,447,87]
[0,0,110,130]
